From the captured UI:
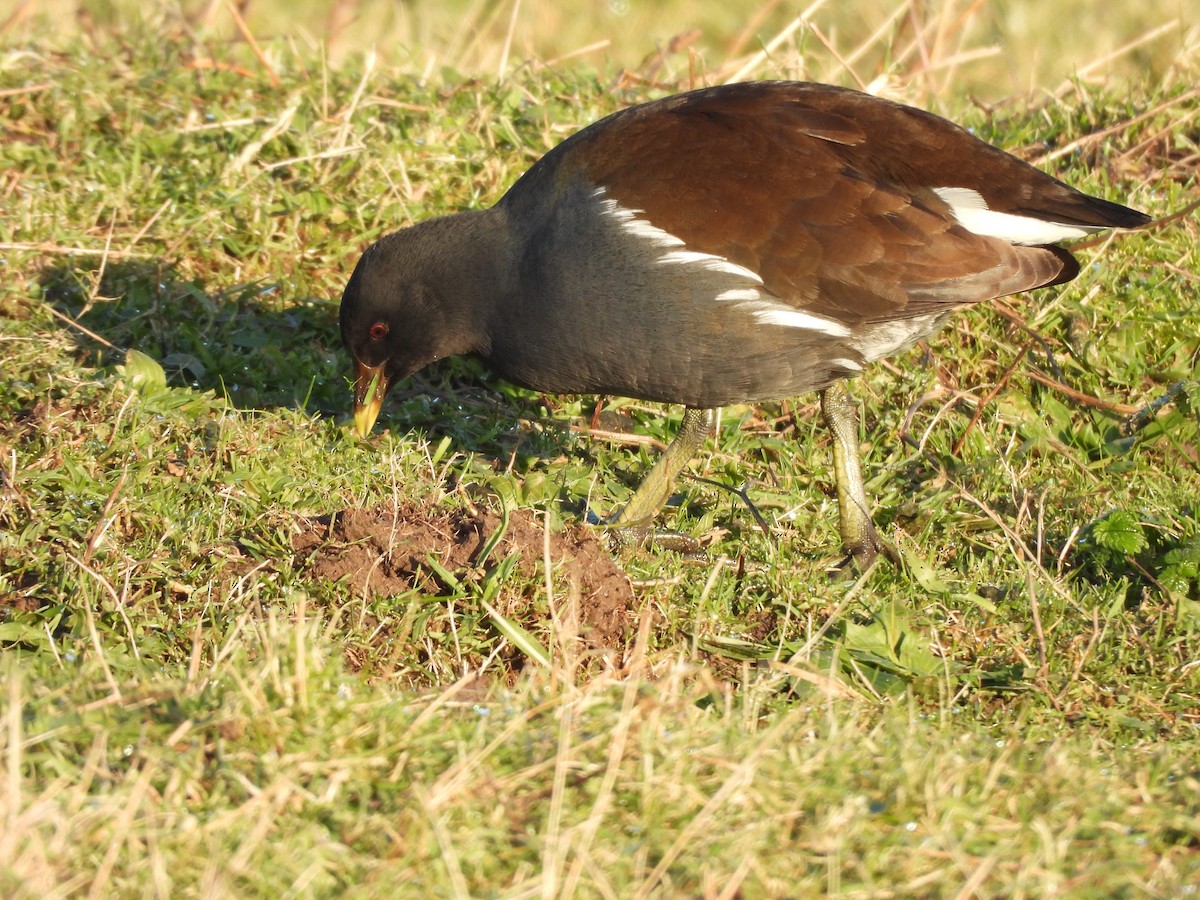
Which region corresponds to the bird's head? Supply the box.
[339,217,497,437]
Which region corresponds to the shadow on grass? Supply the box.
[36,257,581,464]
[40,258,346,415]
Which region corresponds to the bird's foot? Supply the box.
[827,530,896,580]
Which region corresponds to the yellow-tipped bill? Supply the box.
[352,361,389,438]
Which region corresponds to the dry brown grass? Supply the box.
[3,0,1197,100]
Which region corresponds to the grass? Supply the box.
[5,0,1196,98]
[2,3,1200,896]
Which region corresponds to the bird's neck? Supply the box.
[414,207,517,355]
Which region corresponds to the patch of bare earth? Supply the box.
[293,502,637,653]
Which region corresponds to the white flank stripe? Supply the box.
[620,213,686,248]
[594,190,684,249]
[933,186,1098,245]
[659,249,764,282]
[748,303,851,337]
[715,287,761,302]
[830,357,864,372]
[595,189,766,282]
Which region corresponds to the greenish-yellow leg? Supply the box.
[820,381,884,570]
[609,407,717,549]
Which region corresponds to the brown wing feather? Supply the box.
[503,82,1119,325]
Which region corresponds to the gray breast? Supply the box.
[491,182,865,406]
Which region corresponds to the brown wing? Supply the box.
[504,82,1137,325]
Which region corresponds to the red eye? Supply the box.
[369,322,389,341]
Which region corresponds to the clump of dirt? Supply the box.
[293,501,636,652]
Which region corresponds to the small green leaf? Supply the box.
[483,598,551,668]
[1091,510,1148,555]
[423,554,463,593]
[121,349,167,395]
[952,592,999,614]
[429,435,454,468]
[0,621,51,645]
[476,503,510,570]
[897,544,952,595]
[840,600,945,694]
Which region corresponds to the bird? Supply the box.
[339,81,1149,570]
